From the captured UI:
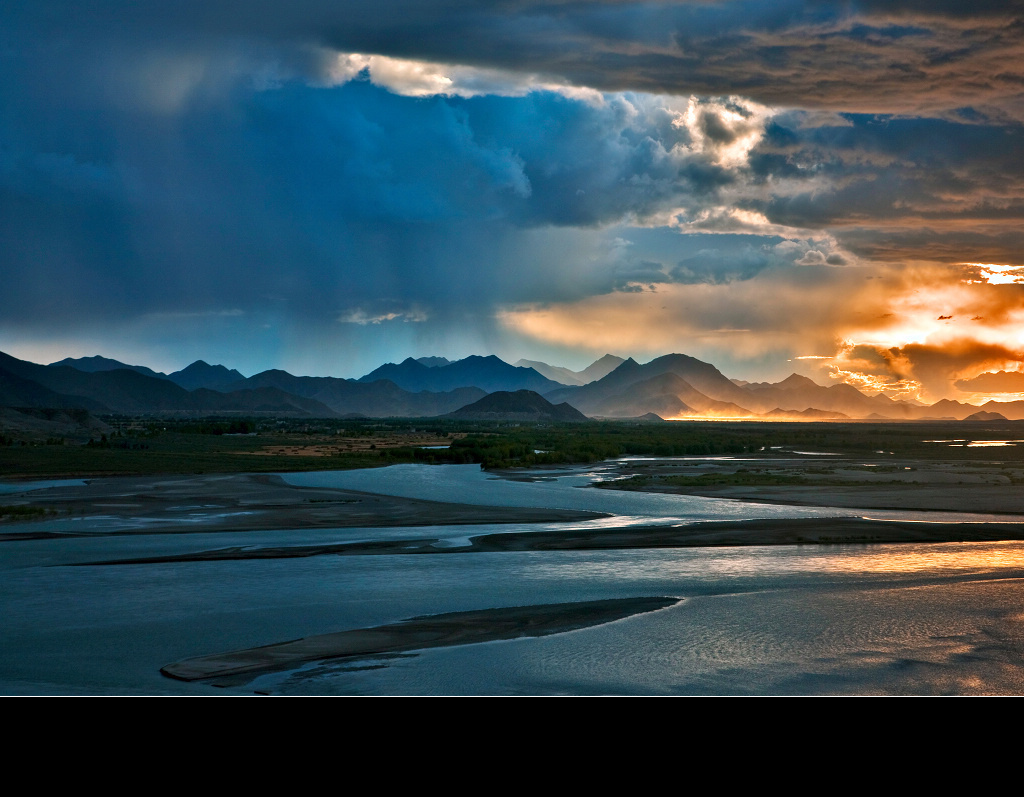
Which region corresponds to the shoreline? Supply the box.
[75,516,1024,566]
[591,455,1024,516]
[602,483,1024,515]
[0,472,607,539]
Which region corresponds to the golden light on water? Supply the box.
[817,539,1024,576]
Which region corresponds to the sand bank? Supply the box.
[161,596,679,683]
[75,516,1024,566]
[596,456,1024,515]
[0,472,605,540]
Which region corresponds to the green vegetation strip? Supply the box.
[0,505,53,521]
[5,416,1024,477]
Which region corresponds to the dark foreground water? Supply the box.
[3,463,1024,695]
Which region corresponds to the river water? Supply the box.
[3,462,1024,695]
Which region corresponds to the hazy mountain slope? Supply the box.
[18,348,1024,420]
[918,399,978,420]
[964,410,1008,421]
[3,352,194,412]
[2,351,334,415]
[0,407,112,440]
[513,359,585,386]
[739,375,908,416]
[545,353,754,414]
[762,407,851,420]
[187,387,337,416]
[576,354,626,383]
[232,369,486,416]
[513,353,627,386]
[980,400,1024,420]
[591,373,753,418]
[0,366,110,411]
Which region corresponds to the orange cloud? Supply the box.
[502,256,1024,400]
[830,339,1024,402]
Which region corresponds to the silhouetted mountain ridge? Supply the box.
[9,348,1024,420]
[446,390,588,421]
[359,355,563,393]
[168,361,246,391]
[49,355,168,380]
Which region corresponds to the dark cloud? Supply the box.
[835,227,1024,265]
[611,259,667,292]
[7,2,1024,117]
[3,0,1024,382]
[0,49,772,334]
[745,113,1024,263]
[672,245,780,284]
[955,370,1024,393]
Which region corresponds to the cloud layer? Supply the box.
[2,2,1023,387]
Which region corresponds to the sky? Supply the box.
[2,1,1024,402]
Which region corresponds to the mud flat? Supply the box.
[71,516,1024,567]
[161,597,680,684]
[0,472,606,540]
[597,455,1024,514]
[656,484,1024,514]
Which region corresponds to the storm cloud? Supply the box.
[2,2,1023,383]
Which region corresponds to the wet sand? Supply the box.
[74,516,1024,566]
[161,597,680,684]
[0,472,606,540]
[9,466,1024,551]
[596,456,1024,514]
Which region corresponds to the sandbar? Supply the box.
[0,472,606,540]
[161,596,680,683]
[75,516,1024,567]
[596,455,1024,515]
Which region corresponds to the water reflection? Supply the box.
[6,463,1024,695]
[281,463,1024,525]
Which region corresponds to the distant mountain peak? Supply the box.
[357,353,560,394]
[446,390,588,422]
[168,361,246,391]
[777,373,821,389]
[576,353,625,383]
[415,356,451,368]
[48,355,166,380]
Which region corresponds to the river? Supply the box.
[2,462,1023,695]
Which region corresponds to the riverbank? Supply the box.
[593,455,1024,514]
[0,472,606,540]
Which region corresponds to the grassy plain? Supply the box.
[4,415,1024,479]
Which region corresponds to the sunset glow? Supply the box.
[962,264,1024,285]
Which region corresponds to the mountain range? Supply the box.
[2,348,1023,422]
